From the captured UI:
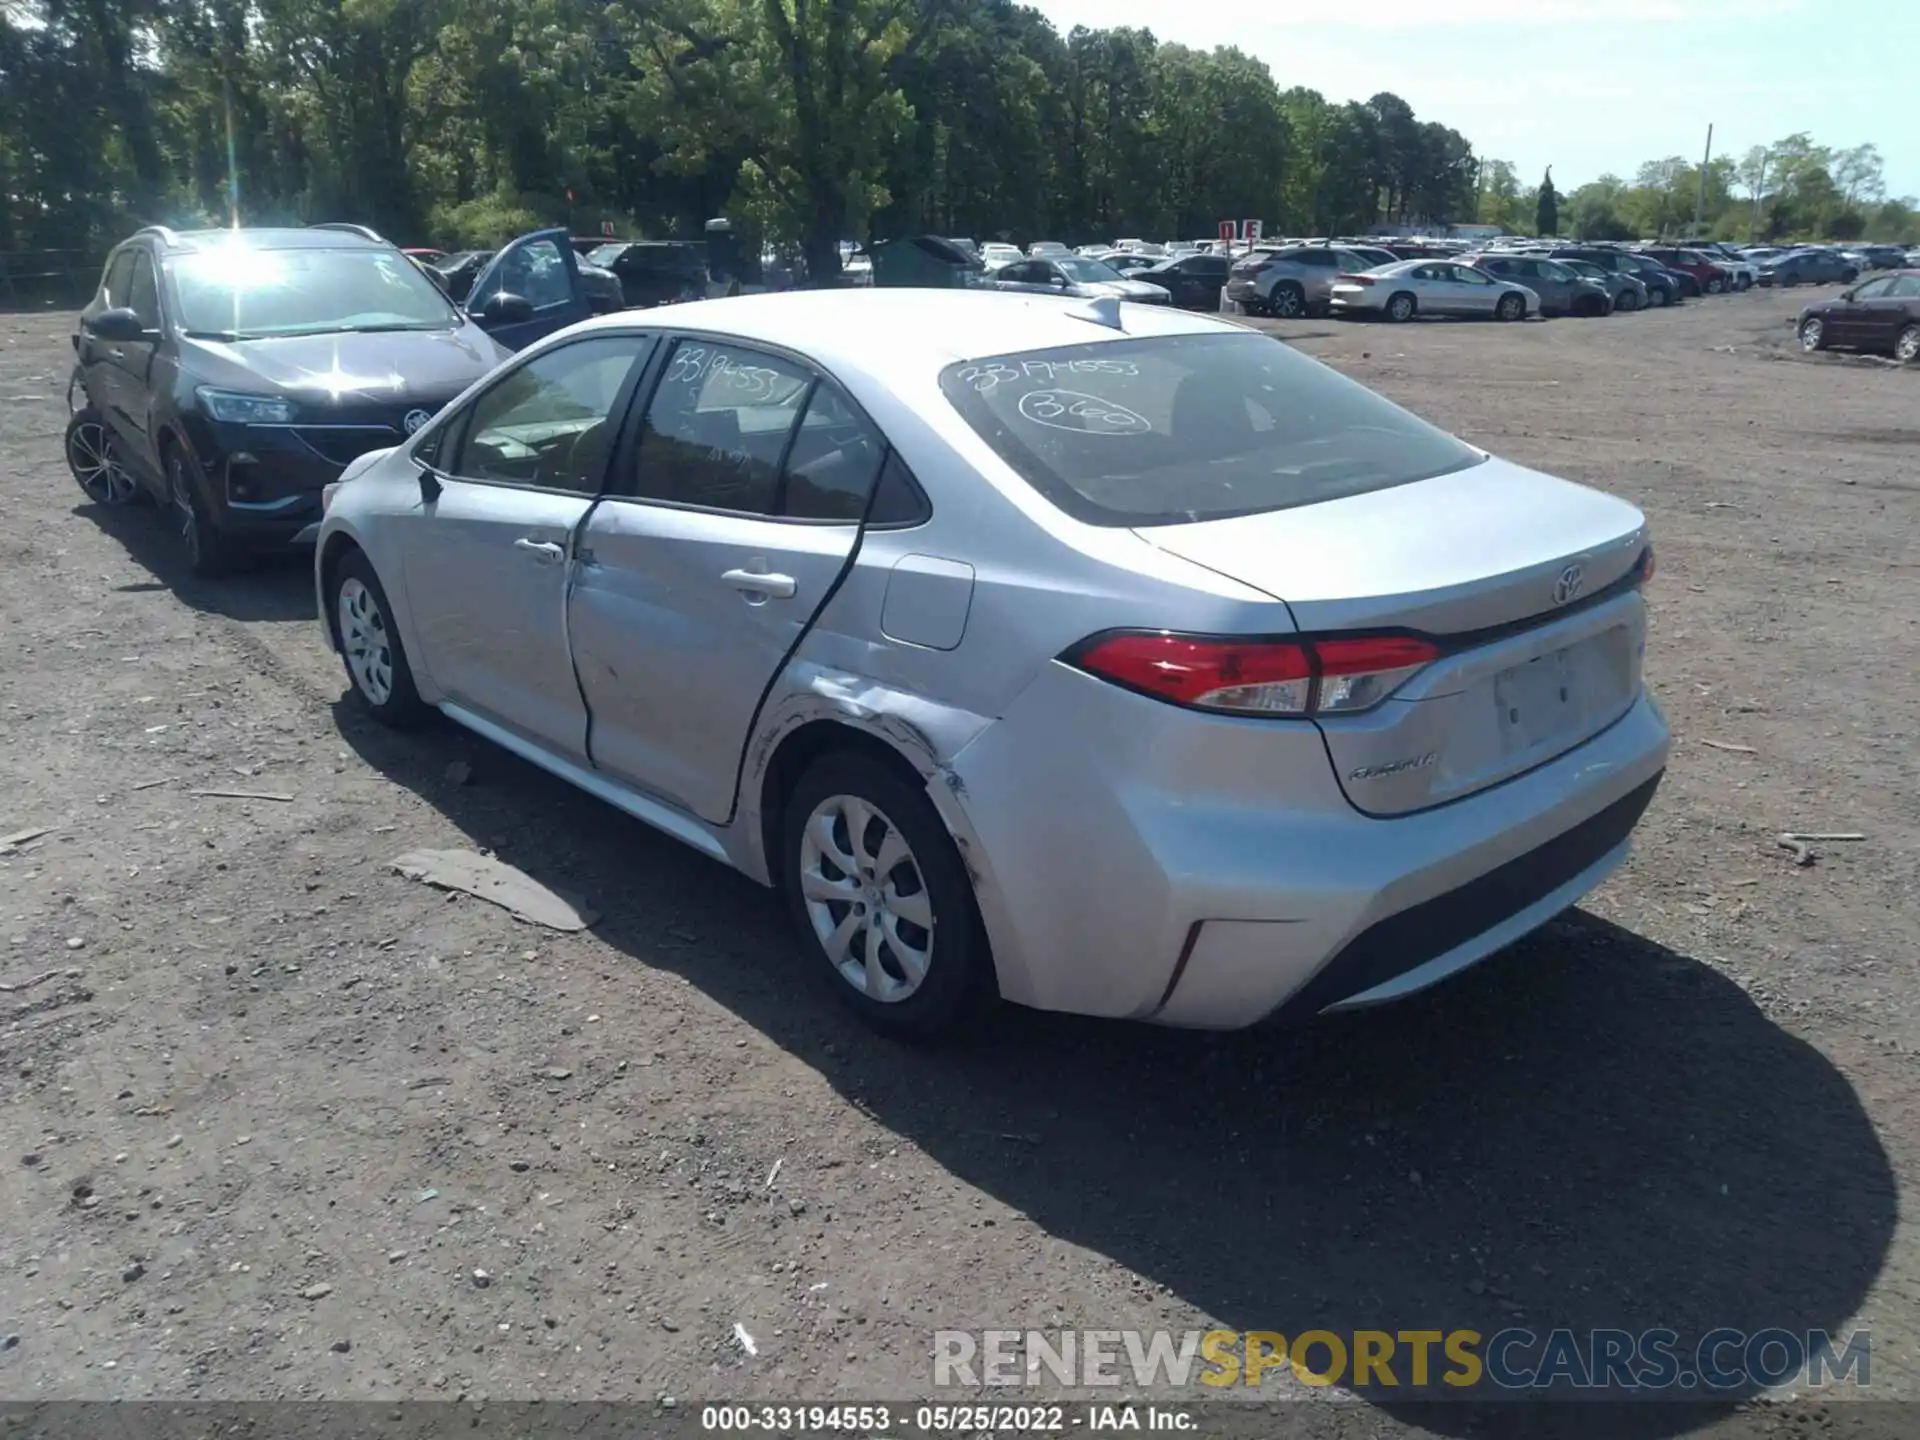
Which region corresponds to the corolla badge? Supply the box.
[1349,753,1437,782]
[1552,563,1586,606]
[402,408,433,435]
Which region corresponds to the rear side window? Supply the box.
[628,340,814,514]
[939,332,1484,528]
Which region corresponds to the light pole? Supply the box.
[1690,123,1713,239]
[1748,149,1770,244]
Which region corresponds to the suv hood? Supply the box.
[182,325,507,404]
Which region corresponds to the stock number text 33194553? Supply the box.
[699,1404,1076,1433]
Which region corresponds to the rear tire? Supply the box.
[1268,282,1306,319]
[1495,292,1525,322]
[165,444,237,578]
[1896,324,1920,364]
[1385,292,1416,323]
[65,410,139,507]
[330,548,430,727]
[781,752,993,1041]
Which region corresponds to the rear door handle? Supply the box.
[514,538,566,564]
[721,567,797,600]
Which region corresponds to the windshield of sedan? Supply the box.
[939,331,1485,526]
[1056,257,1125,284]
[172,246,459,339]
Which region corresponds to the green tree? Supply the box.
[1535,166,1558,236]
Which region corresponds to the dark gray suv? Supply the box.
[1465,254,1613,317]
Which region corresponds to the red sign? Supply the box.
[602,220,615,237]
[1218,220,1236,242]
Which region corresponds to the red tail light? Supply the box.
[1336,273,1375,284]
[1066,631,1439,717]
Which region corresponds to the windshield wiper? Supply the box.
[182,328,242,341]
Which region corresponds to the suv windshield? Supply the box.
[171,245,459,339]
[939,332,1485,527]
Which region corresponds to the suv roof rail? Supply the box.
[308,222,387,243]
[133,225,179,246]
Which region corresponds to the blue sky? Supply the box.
[1024,1,1919,200]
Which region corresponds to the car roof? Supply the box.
[569,287,1233,370]
[148,226,390,253]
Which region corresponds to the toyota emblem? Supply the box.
[402,408,432,435]
[1552,564,1586,606]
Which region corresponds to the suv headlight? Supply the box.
[197,388,297,425]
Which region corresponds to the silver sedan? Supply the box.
[1330,259,1538,322]
[314,290,1666,1039]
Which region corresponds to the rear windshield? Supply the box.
[939,331,1484,527]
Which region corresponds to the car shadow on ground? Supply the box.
[75,497,317,623]
[334,701,1895,1437]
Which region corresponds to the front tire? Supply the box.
[66,410,139,507]
[782,752,992,1041]
[1495,292,1525,322]
[1896,324,1920,364]
[1649,285,1671,308]
[165,445,237,578]
[1799,317,1827,353]
[1616,289,1641,312]
[330,548,430,726]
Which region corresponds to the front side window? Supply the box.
[448,335,653,492]
[480,238,572,310]
[171,245,458,339]
[102,250,137,308]
[939,332,1484,528]
[127,251,161,327]
[626,340,815,514]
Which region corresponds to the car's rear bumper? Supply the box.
[947,668,1670,1030]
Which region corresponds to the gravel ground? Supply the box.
[1,290,1916,1436]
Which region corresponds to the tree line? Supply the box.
[3,0,1912,286]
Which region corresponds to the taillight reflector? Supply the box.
[1067,631,1440,717]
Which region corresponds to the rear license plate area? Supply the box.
[1495,647,1582,754]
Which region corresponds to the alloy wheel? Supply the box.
[1799,319,1824,353]
[1896,326,1920,364]
[798,794,935,1003]
[67,419,137,505]
[1271,286,1304,318]
[337,577,395,705]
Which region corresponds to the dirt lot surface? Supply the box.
[2,291,1917,1435]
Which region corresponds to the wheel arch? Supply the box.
[738,679,1024,1004]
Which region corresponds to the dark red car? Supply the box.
[1636,247,1731,294]
[1797,270,1920,362]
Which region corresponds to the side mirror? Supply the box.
[1839,288,1856,302]
[1048,274,1068,289]
[415,461,443,505]
[84,307,147,343]
[474,291,535,326]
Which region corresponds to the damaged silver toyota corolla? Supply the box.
[314,288,1668,1039]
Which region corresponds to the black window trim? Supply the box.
[421,327,660,499]
[590,326,930,530]
[125,247,164,330]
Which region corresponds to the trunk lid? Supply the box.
[1134,458,1651,815]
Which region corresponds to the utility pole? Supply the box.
[1748,149,1770,244]
[1691,123,1713,239]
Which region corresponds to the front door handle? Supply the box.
[721,567,797,600]
[514,538,566,564]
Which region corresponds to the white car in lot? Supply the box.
[979,243,1023,271]
[314,290,1665,1038]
